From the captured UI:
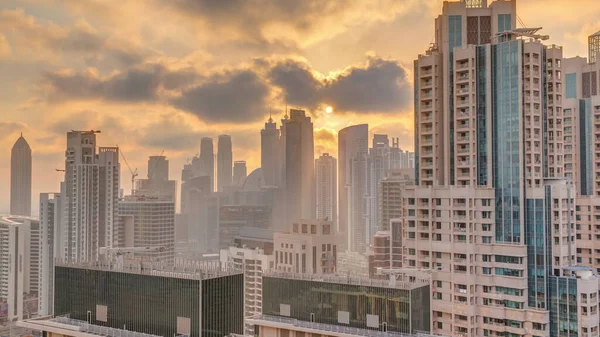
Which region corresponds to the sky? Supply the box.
[0,0,599,214]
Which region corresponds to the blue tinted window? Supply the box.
[566,73,577,98]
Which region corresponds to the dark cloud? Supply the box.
[171,70,269,123]
[44,64,166,102]
[268,60,321,108]
[268,56,411,114]
[43,54,408,123]
[170,0,352,43]
[324,57,411,112]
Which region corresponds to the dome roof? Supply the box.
[242,168,264,190]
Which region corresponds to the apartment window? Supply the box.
[409,198,415,205]
[302,224,308,233]
[482,236,492,244]
[436,281,442,288]
[436,311,442,318]
[435,293,442,300]
[409,260,416,267]
[482,267,491,275]
[435,252,442,258]
[409,249,416,255]
[409,232,416,239]
[293,223,299,233]
[482,255,491,262]
[322,225,331,234]
[483,286,490,293]
[435,234,442,241]
[437,322,443,329]
[311,225,317,234]
[436,199,441,205]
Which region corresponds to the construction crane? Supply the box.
[117,145,138,196]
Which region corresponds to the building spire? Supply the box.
[268,107,273,123]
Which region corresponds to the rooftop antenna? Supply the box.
[268,107,273,123]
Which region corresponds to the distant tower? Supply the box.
[233,161,248,186]
[282,109,315,223]
[217,135,233,192]
[261,112,281,186]
[199,137,215,192]
[148,155,169,181]
[589,30,600,64]
[338,124,368,253]
[315,153,337,224]
[10,134,32,216]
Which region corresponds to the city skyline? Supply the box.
[1,0,598,213]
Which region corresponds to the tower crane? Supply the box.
[117,145,138,196]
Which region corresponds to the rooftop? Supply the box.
[17,317,162,337]
[263,271,429,291]
[248,315,445,337]
[56,258,242,281]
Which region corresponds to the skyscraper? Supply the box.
[136,155,177,201]
[338,124,368,253]
[10,134,32,216]
[261,115,282,187]
[315,153,337,223]
[404,1,598,336]
[38,192,61,316]
[60,131,120,262]
[199,137,215,192]
[217,135,233,192]
[282,109,315,224]
[233,160,247,186]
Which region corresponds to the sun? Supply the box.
[325,106,333,114]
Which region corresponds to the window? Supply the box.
[482,236,492,244]
[409,232,415,239]
[436,198,441,205]
[409,249,416,255]
[495,255,521,264]
[436,281,442,288]
[302,224,308,233]
[435,293,442,300]
[293,223,299,233]
[311,225,317,234]
[437,322,443,329]
[435,252,442,258]
[436,210,442,217]
[482,255,491,262]
[483,286,490,293]
[482,267,491,275]
[322,225,330,234]
[495,268,522,277]
[408,198,415,205]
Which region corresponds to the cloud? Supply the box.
[168,0,416,48]
[268,56,411,114]
[0,121,28,141]
[314,127,337,156]
[171,70,270,123]
[43,64,166,102]
[0,34,11,58]
[0,8,150,66]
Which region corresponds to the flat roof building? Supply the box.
[248,271,431,337]
[47,260,244,337]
